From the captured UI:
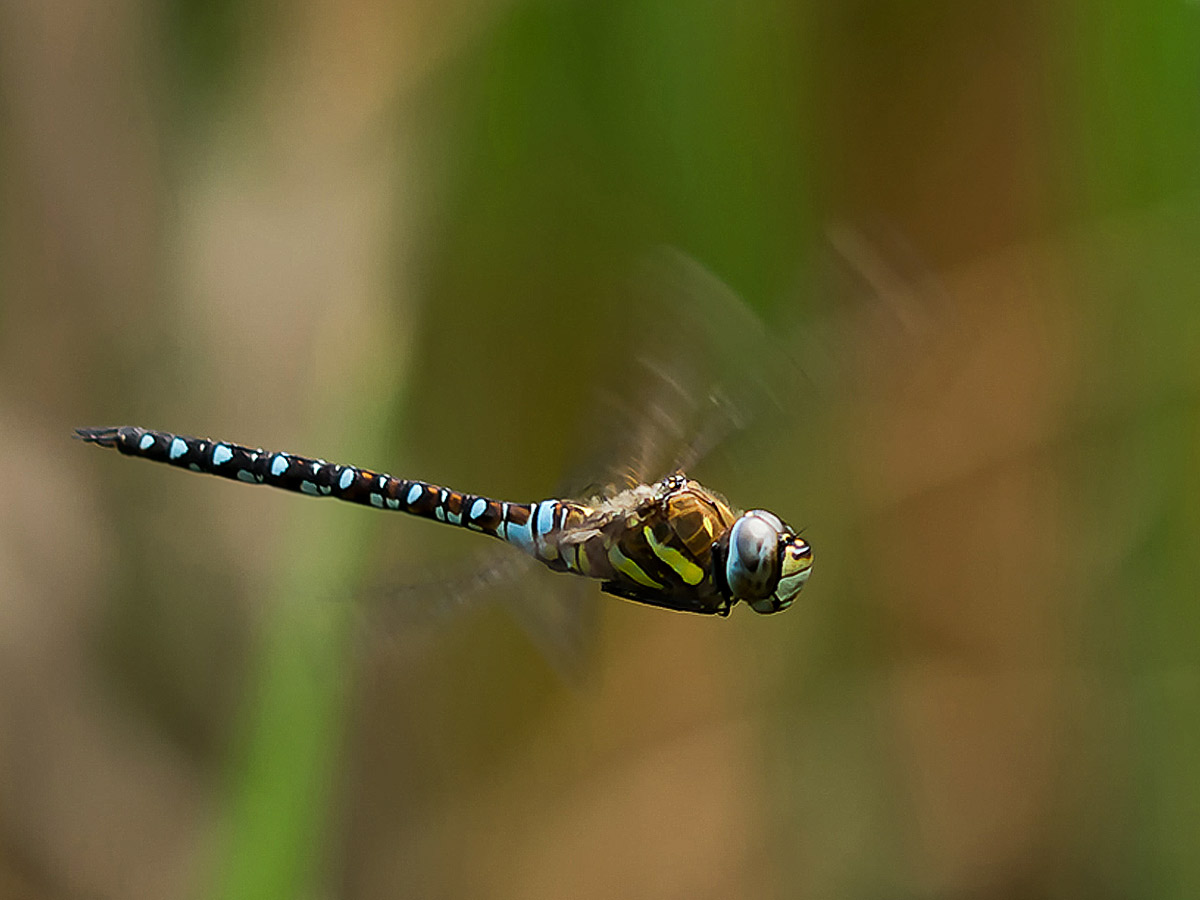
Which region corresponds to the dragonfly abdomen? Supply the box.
[74,426,537,544]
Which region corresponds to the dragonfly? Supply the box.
[74,425,812,616]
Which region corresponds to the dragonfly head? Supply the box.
[714,510,813,614]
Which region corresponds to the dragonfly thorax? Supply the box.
[548,475,812,616]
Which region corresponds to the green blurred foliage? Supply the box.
[4,0,1200,898]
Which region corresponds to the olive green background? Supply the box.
[1,1,1198,898]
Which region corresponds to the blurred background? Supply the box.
[2,1,1199,898]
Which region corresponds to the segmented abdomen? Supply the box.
[74,426,556,552]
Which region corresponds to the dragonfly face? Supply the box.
[716,510,813,614]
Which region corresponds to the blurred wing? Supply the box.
[560,248,789,494]
[637,233,947,479]
[560,238,938,488]
[361,545,599,684]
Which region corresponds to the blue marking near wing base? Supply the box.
[506,503,536,553]
[534,501,559,558]
[139,433,155,451]
[536,502,556,538]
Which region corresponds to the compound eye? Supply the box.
[759,536,813,613]
[725,511,782,601]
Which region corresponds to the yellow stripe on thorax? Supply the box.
[643,526,705,585]
[572,543,592,576]
[607,543,662,589]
